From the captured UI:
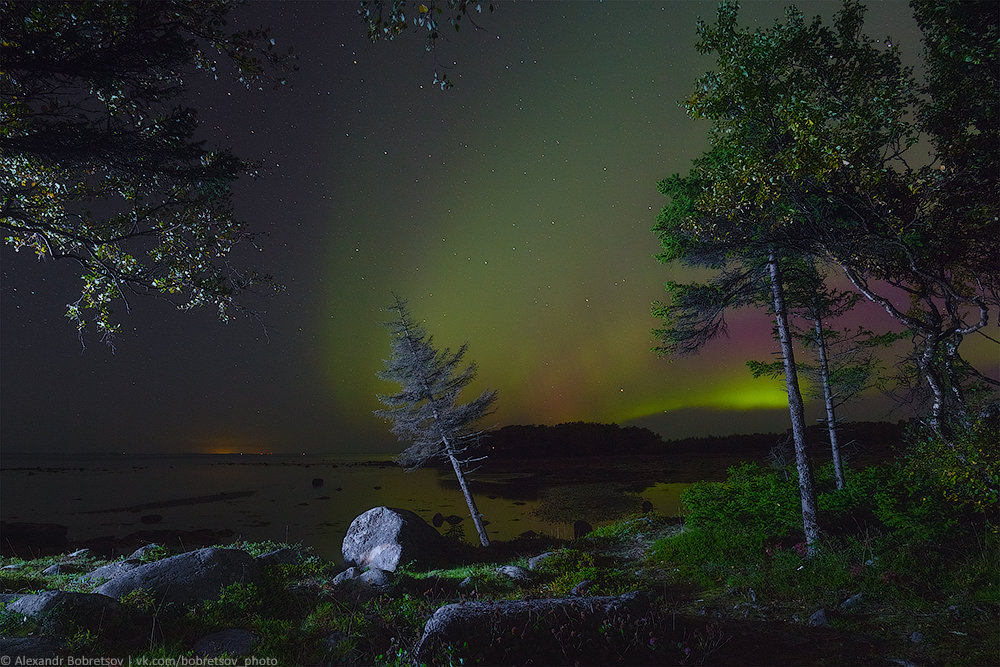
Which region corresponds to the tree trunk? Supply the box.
[445,448,491,547]
[768,249,821,554]
[813,314,845,490]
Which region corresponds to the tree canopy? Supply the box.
[1,0,293,341]
[653,0,998,431]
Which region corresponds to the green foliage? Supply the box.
[0,602,39,636]
[304,594,431,665]
[903,420,1000,515]
[1,0,291,340]
[135,545,171,563]
[681,463,802,545]
[194,582,263,627]
[120,589,159,615]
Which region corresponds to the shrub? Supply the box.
[681,463,801,545]
[903,420,1000,516]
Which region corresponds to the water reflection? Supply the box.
[1,453,690,562]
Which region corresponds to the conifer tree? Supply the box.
[375,295,496,547]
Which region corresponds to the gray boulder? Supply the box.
[193,629,258,657]
[94,547,261,610]
[0,593,25,605]
[7,591,121,634]
[808,608,828,627]
[342,507,442,572]
[495,565,532,582]
[331,566,362,585]
[527,552,557,571]
[415,592,650,664]
[0,636,63,658]
[358,568,393,587]
[81,559,144,582]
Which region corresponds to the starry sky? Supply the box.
[1,1,996,455]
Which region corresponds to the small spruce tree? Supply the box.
[374,294,497,547]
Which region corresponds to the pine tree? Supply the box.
[375,295,497,547]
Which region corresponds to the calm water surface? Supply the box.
[1,453,689,561]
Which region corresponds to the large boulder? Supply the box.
[94,547,261,610]
[342,507,442,572]
[415,592,650,665]
[6,591,121,635]
[80,559,144,582]
[0,636,63,659]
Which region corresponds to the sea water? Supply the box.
[1,453,689,561]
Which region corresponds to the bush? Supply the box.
[682,462,801,545]
[903,420,1000,516]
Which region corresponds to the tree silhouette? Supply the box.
[375,294,497,547]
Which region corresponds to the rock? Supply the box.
[7,591,121,635]
[342,507,443,572]
[807,608,828,627]
[570,580,593,596]
[332,566,362,585]
[495,565,532,582]
[432,512,445,527]
[0,593,25,605]
[67,548,91,558]
[0,563,21,571]
[193,629,258,658]
[641,500,654,513]
[0,636,63,658]
[839,592,863,610]
[445,514,463,525]
[255,547,305,567]
[415,592,650,664]
[81,559,144,582]
[94,547,261,610]
[573,520,593,539]
[527,552,557,571]
[127,544,163,561]
[358,568,393,587]
[41,564,63,575]
[909,631,924,643]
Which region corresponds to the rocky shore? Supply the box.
[2,504,958,665]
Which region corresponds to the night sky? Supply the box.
[1,1,995,456]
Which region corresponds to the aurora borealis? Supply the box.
[2,1,996,455]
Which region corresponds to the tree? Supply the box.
[748,261,887,490]
[653,168,822,553]
[652,1,921,552]
[1,0,293,341]
[358,0,495,90]
[375,294,497,547]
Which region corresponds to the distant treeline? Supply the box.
[470,420,906,461]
